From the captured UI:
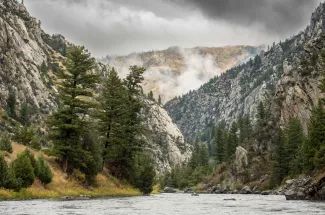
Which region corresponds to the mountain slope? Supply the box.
[0,0,190,173]
[103,46,262,103]
[0,0,57,115]
[165,3,325,141]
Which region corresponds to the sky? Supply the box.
[24,0,322,57]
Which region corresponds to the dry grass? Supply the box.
[151,184,161,194]
[0,143,140,200]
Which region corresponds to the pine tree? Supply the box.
[228,122,238,156]
[284,118,304,175]
[20,102,30,125]
[7,89,16,118]
[0,132,13,153]
[40,61,48,74]
[148,91,154,101]
[37,156,53,184]
[199,143,209,167]
[12,152,35,188]
[31,136,41,150]
[47,46,100,183]
[215,126,225,164]
[256,101,266,127]
[22,149,40,178]
[133,152,156,195]
[98,67,128,168]
[303,102,325,172]
[270,129,288,187]
[158,95,162,105]
[120,66,146,181]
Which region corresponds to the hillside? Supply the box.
[103,45,262,103]
[0,0,190,174]
[165,4,325,140]
[162,2,325,200]
[0,143,139,200]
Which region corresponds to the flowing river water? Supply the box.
[1,194,325,215]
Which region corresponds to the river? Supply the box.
[1,194,325,215]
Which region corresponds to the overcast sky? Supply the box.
[25,0,322,57]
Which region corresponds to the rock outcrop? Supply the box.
[143,99,191,173]
[235,146,248,171]
[0,0,58,115]
[283,176,325,201]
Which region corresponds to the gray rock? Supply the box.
[261,191,271,196]
[163,187,177,193]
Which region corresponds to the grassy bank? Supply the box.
[0,143,140,200]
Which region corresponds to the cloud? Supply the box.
[24,0,321,57]
[103,47,256,103]
[172,0,322,34]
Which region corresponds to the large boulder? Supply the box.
[163,187,177,193]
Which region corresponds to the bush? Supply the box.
[0,155,8,188]
[72,169,86,183]
[13,126,36,146]
[37,156,53,184]
[0,132,12,153]
[22,150,40,177]
[6,168,22,191]
[12,152,35,188]
[31,137,41,150]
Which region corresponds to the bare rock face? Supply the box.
[0,0,57,115]
[143,99,192,173]
[235,146,248,171]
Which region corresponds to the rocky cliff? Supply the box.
[0,0,58,116]
[0,0,190,173]
[142,99,191,173]
[165,3,325,140]
[102,46,261,103]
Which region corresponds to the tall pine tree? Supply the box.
[47,46,100,183]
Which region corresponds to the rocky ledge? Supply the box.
[283,176,325,201]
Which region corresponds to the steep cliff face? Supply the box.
[274,4,325,133]
[142,99,191,173]
[0,0,190,173]
[165,3,325,140]
[0,0,57,115]
[103,46,261,103]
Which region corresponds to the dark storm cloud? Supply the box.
[24,0,322,56]
[172,0,321,34]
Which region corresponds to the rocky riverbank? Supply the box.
[162,174,325,201]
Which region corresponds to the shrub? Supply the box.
[0,132,12,153]
[22,150,40,177]
[72,169,86,183]
[37,156,53,184]
[0,155,8,188]
[13,126,36,146]
[6,168,22,191]
[31,137,41,150]
[12,153,35,188]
